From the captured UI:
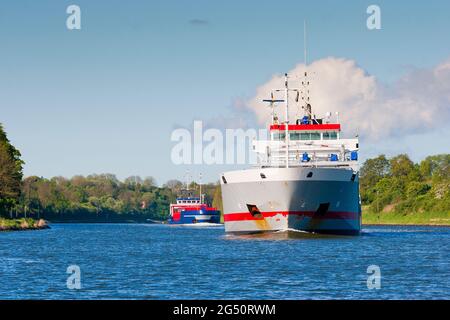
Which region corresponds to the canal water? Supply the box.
[0,223,448,299]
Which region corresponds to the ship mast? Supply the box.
[284,73,289,168]
[304,20,307,68]
[283,18,309,168]
[301,20,312,120]
[271,74,300,168]
[198,173,203,204]
[265,22,309,168]
[185,170,191,191]
[262,93,284,124]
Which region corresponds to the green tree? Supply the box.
[142,177,157,191]
[390,154,416,178]
[360,155,390,189]
[0,124,24,217]
[164,179,183,192]
[420,154,450,181]
[212,184,223,218]
[406,181,431,198]
[360,155,390,204]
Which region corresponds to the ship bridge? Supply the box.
[175,188,202,205]
[253,116,358,170]
[176,197,201,205]
[254,72,359,171]
[269,122,341,141]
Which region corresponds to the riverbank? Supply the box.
[362,211,450,226]
[3,214,449,229]
[0,218,50,231]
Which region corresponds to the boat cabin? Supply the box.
[270,121,341,142]
[176,196,201,205]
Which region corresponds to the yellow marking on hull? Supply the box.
[254,218,271,230]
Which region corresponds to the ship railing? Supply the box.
[253,139,358,151]
[252,139,359,169]
[254,158,356,169]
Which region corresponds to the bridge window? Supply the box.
[300,133,310,140]
[323,132,337,140]
[290,133,300,140]
[273,132,286,141]
[310,132,320,140]
[298,132,321,140]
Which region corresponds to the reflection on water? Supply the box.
[0,223,449,299]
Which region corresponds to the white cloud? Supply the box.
[246,57,450,141]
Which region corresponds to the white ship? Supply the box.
[220,71,361,235]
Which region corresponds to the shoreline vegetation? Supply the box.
[359,154,449,226]
[1,123,449,229]
[0,218,49,232]
[2,215,449,230]
[362,210,450,226]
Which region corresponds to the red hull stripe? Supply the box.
[224,211,358,222]
[270,124,341,131]
[171,206,218,211]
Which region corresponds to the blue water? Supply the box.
[0,223,449,299]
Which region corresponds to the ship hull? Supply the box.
[220,167,361,235]
[168,210,221,225]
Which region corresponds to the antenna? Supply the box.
[263,96,284,124]
[304,20,307,66]
[285,73,289,168]
[185,170,191,191]
[301,20,312,119]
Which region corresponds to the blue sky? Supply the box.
[1,0,450,184]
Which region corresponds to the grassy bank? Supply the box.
[362,210,450,226]
[0,218,49,231]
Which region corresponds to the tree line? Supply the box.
[1,122,448,221]
[0,123,221,222]
[0,123,24,216]
[17,174,220,222]
[4,172,221,222]
[360,154,449,215]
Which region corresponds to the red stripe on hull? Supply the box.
[171,206,218,211]
[224,211,359,222]
[270,124,341,131]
